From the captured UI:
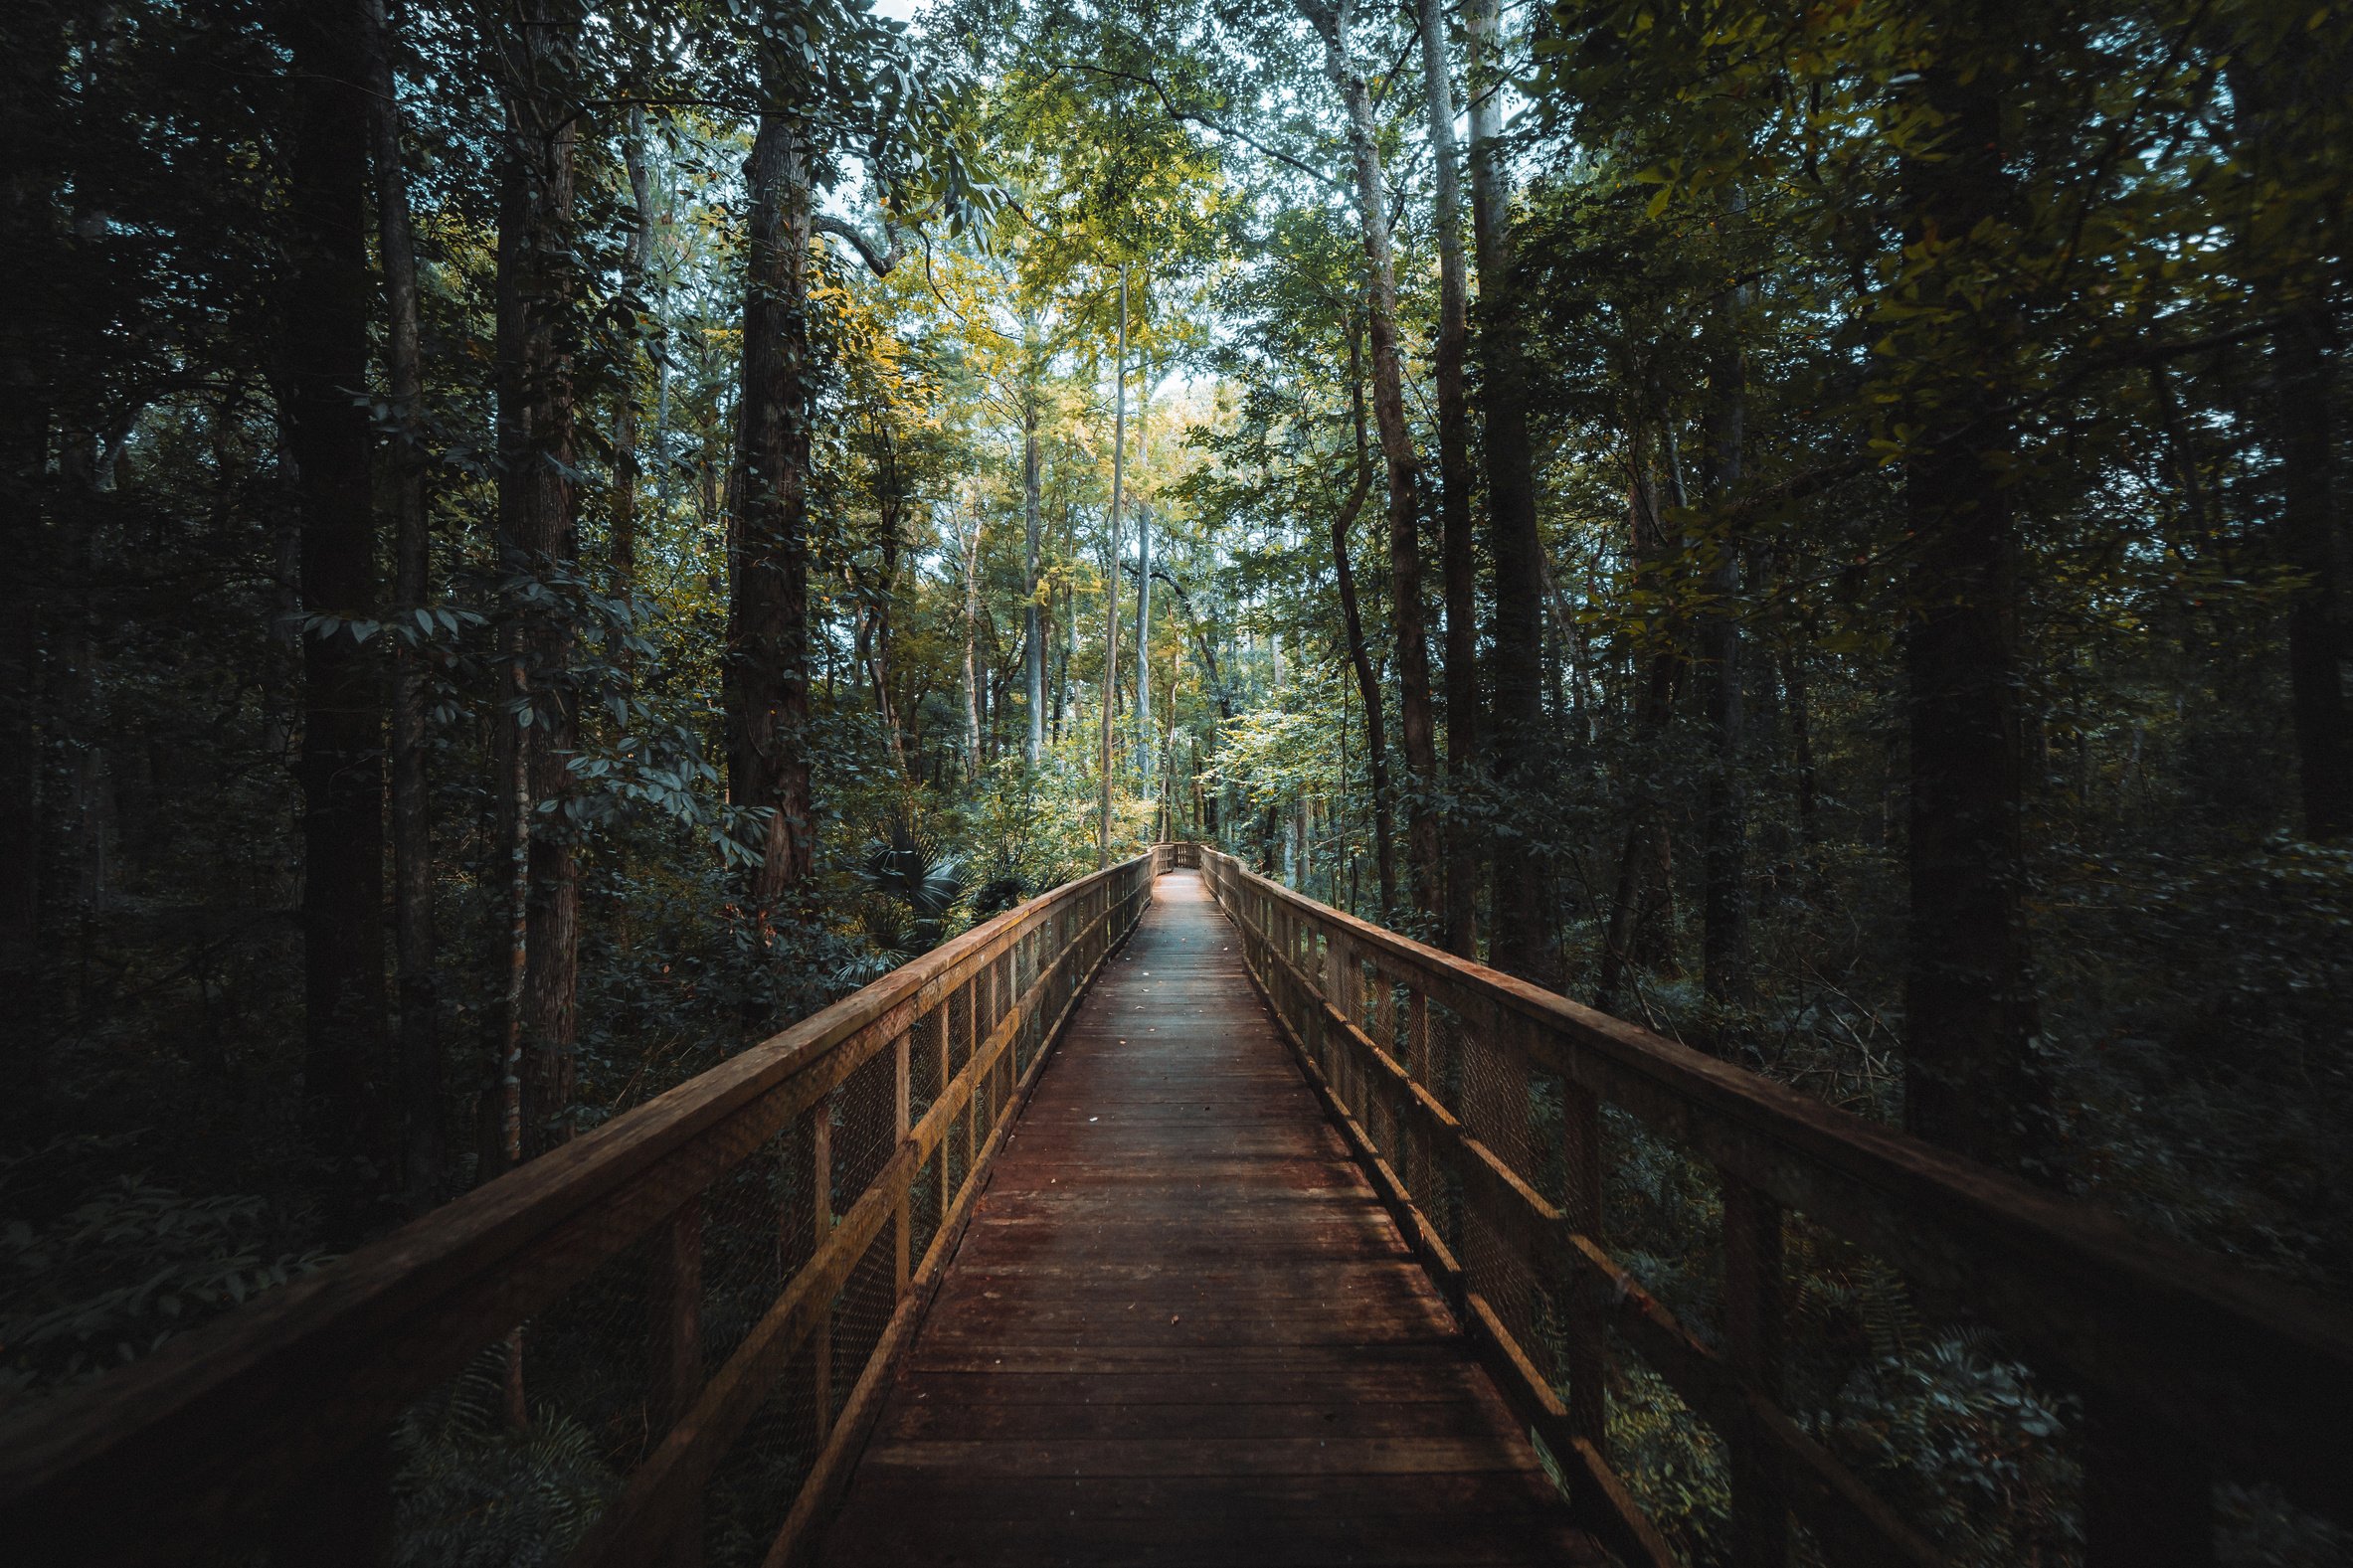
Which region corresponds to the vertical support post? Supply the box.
[1562,1080,1605,1453]
[650,1194,704,1428]
[1407,985,1432,1206]
[648,1194,705,1568]
[938,1004,954,1216]
[894,1030,912,1295]
[812,1097,833,1446]
[1722,1176,1787,1568]
[2083,1394,2214,1568]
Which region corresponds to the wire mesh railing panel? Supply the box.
[3,855,1162,1567]
[1192,848,2353,1568]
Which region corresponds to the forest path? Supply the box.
[814,870,1600,1566]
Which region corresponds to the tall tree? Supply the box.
[1099,266,1129,867]
[363,0,441,1206]
[730,52,817,909]
[2230,45,2350,841]
[1699,204,1750,1019]
[1892,26,2046,1175]
[1021,314,1046,765]
[1464,0,1551,982]
[1416,0,1478,957]
[1302,0,1442,925]
[491,0,584,1162]
[285,0,389,1225]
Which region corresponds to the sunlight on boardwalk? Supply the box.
[816,871,1598,1567]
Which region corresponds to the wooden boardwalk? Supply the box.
[816,870,1600,1567]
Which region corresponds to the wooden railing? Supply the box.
[1198,848,2353,1568]
[0,849,1174,1566]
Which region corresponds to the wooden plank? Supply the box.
[0,856,1164,1565]
[1197,852,2353,1514]
[814,871,1597,1566]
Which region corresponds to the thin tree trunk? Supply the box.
[1306,0,1440,928]
[1595,429,1683,1016]
[492,0,582,1162]
[1465,0,1551,983]
[1417,0,1478,958]
[1700,219,1750,1018]
[1022,324,1045,765]
[363,0,441,1207]
[288,0,389,1231]
[1341,319,1398,922]
[612,104,652,595]
[730,81,815,909]
[1896,48,2047,1177]
[1099,269,1128,867]
[2230,53,2350,841]
[0,14,62,1049]
[961,492,984,769]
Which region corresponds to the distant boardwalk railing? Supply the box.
[1199,847,2353,1568]
[0,848,1174,1566]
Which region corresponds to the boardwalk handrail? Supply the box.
[1198,847,2353,1566]
[0,848,1175,1566]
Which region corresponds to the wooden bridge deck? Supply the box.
[816,870,1602,1566]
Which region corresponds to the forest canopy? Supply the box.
[0,0,2348,1558]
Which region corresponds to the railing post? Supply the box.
[2083,1394,2213,1567]
[1723,1176,1787,1568]
[1562,1079,1605,1454]
[939,1001,955,1217]
[894,1030,913,1295]
[812,1099,832,1447]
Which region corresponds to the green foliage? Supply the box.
[0,1138,328,1400]
[392,1356,619,1568]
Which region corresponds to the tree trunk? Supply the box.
[1700,233,1750,1018]
[363,0,441,1207]
[1342,319,1399,922]
[1594,430,1683,1017]
[1418,0,1479,958]
[1307,0,1441,928]
[961,492,984,769]
[1465,0,1552,983]
[613,104,653,596]
[287,0,389,1231]
[0,13,62,1043]
[1896,47,2047,1177]
[729,83,815,909]
[1022,325,1045,765]
[1099,269,1129,867]
[491,0,582,1162]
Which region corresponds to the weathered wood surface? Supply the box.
[815,872,1601,1567]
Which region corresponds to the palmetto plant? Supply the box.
[830,812,966,992]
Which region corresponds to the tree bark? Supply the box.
[1305,0,1441,928]
[961,491,984,769]
[613,104,653,596]
[1342,319,1399,922]
[1099,268,1129,867]
[1595,428,1683,1017]
[1022,319,1045,765]
[2226,45,2350,842]
[491,0,582,1162]
[1700,228,1750,1017]
[0,13,62,1041]
[287,0,390,1232]
[1896,46,2047,1177]
[729,79,815,909]
[1417,0,1479,958]
[363,0,441,1207]
[1465,0,1553,984]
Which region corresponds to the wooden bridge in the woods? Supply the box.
[4,850,2351,1567]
